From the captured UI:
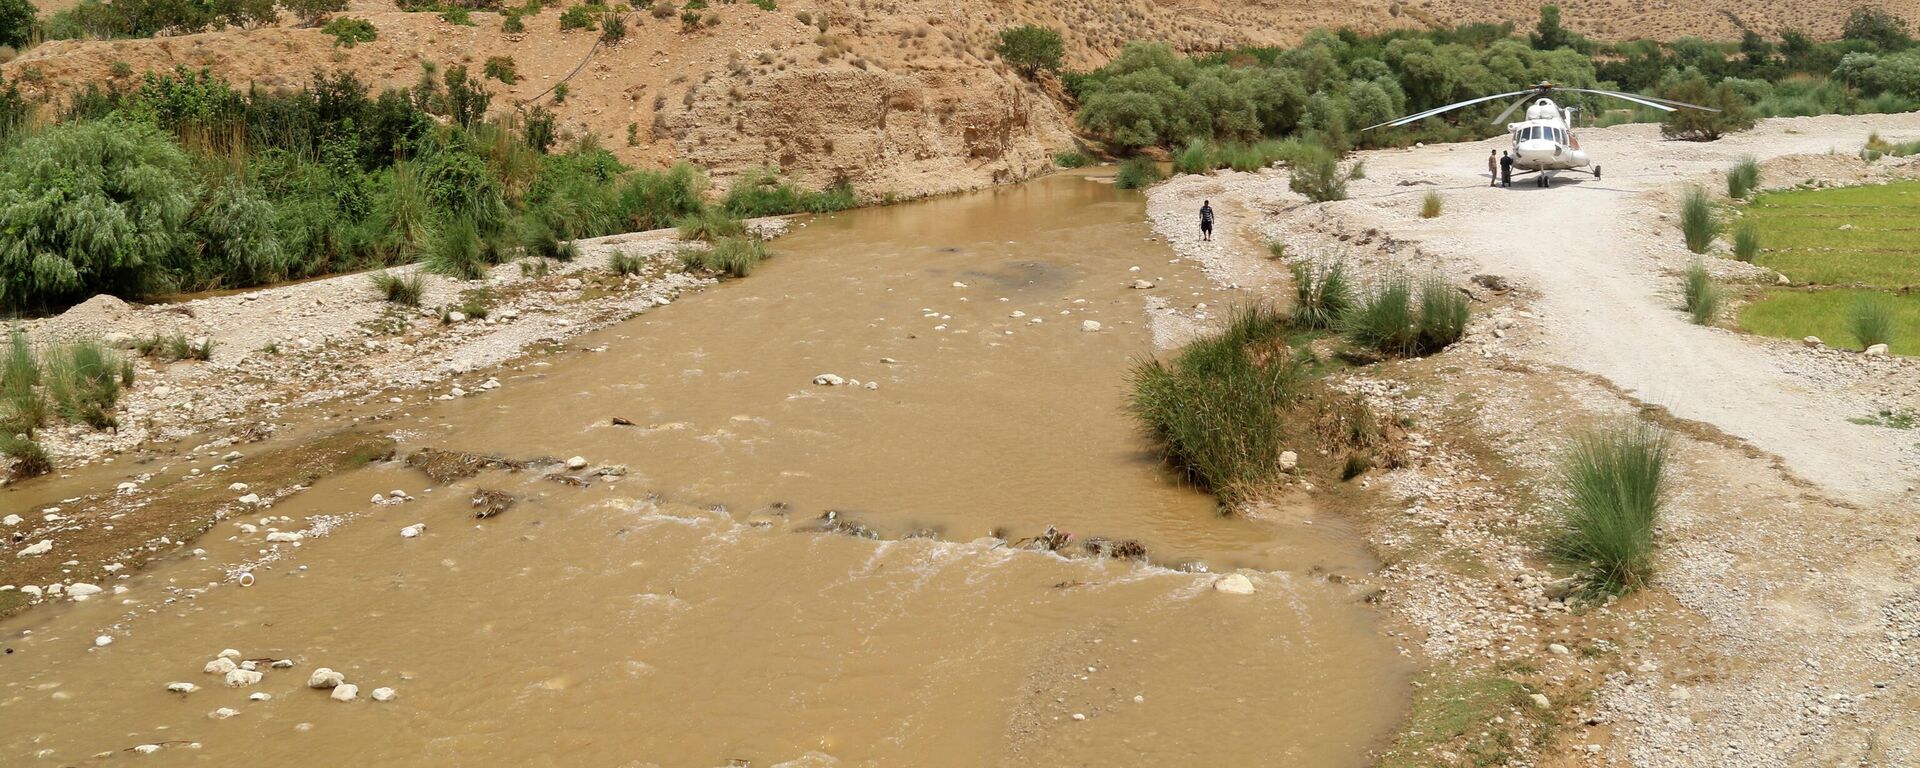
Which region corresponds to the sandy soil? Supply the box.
[1146,113,1920,766]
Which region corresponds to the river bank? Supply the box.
[1149,113,1920,765]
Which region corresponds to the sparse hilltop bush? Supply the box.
[995,24,1064,79]
[323,17,377,47]
[1551,421,1671,596]
[285,0,348,26]
[484,55,519,84]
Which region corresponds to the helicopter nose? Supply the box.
[1515,140,1559,164]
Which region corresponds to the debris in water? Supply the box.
[611,417,635,426]
[405,448,530,484]
[471,490,516,518]
[806,510,878,539]
[1016,526,1073,552]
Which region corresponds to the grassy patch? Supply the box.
[1731,220,1760,262]
[1053,150,1093,168]
[1420,191,1443,218]
[678,236,771,278]
[1341,277,1469,357]
[675,209,747,242]
[370,271,425,306]
[44,340,128,430]
[721,166,856,216]
[608,252,646,276]
[1550,421,1670,596]
[1127,304,1301,503]
[1377,671,1554,768]
[1289,260,1354,330]
[1740,180,1920,287]
[1682,260,1721,325]
[1114,157,1162,190]
[1850,407,1917,429]
[1726,155,1761,200]
[1739,288,1920,354]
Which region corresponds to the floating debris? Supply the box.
[471,490,516,519]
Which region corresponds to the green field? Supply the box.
[1739,288,1920,354]
[1734,182,1920,353]
[1740,181,1920,288]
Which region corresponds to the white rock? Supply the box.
[389,489,406,499]
[1865,343,1889,357]
[237,493,261,505]
[864,381,878,390]
[371,493,386,504]
[204,657,238,675]
[447,311,468,323]
[210,707,240,720]
[20,585,40,597]
[400,524,425,539]
[1547,643,1570,655]
[330,683,360,702]
[566,456,588,470]
[67,583,103,598]
[1129,280,1155,289]
[1214,573,1256,595]
[228,482,250,492]
[1529,693,1552,708]
[1803,336,1823,347]
[1080,320,1102,333]
[1071,712,1087,721]
[94,635,113,647]
[1279,451,1298,471]
[1,514,19,526]
[265,532,302,543]
[16,539,51,558]
[449,387,467,398]
[225,669,262,687]
[223,451,243,461]
[813,373,845,386]
[371,687,397,702]
[307,668,345,689]
[271,659,295,669]
[166,682,199,693]
[249,692,272,702]
[133,744,162,755]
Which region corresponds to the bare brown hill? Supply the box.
[7,0,1920,199]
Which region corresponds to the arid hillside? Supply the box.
[7,0,1920,199]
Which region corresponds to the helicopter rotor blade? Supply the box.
[1489,94,1535,125]
[1562,88,1720,113]
[1362,89,1538,131]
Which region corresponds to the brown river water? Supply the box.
[1,174,1409,766]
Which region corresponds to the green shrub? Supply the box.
[1682,260,1721,325]
[1,327,44,434]
[0,431,51,477]
[1680,187,1718,254]
[286,0,346,26]
[678,235,770,278]
[322,17,377,47]
[721,167,856,216]
[455,287,492,319]
[1849,293,1896,349]
[1726,155,1761,199]
[1289,147,1348,202]
[1053,150,1093,168]
[600,7,627,42]
[45,340,125,429]
[502,11,524,32]
[425,216,488,279]
[995,24,1064,78]
[0,0,34,48]
[1127,304,1300,503]
[1551,421,1671,596]
[1342,279,1418,356]
[484,55,518,84]
[1659,77,1756,141]
[1731,220,1760,262]
[616,162,708,230]
[559,4,594,30]
[371,271,425,305]
[1289,260,1353,330]
[609,252,646,275]
[675,208,746,241]
[1114,157,1162,189]
[1174,140,1213,175]
[1420,190,1443,218]
[0,117,194,312]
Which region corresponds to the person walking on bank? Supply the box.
[1199,200,1215,242]
[1499,151,1514,188]
[1487,149,1498,187]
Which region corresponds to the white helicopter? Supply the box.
[1364,82,1719,187]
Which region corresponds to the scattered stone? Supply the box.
[1776,273,1792,285]
[330,684,360,702]
[228,482,250,492]
[133,744,162,755]
[237,493,261,505]
[204,657,238,675]
[1071,713,1087,721]
[400,523,426,539]
[1865,343,1889,357]
[16,540,51,558]
[611,417,636,426]
[371,687,398,702]
[1529,693,1552,708]
[308,668,345,689]
[166,682,199,693]
[864,381,879,390]
[271,659,296,669]
[1803,336,1823,348]
[1,514,19,526]
[67,583,103,599]
[1547,643,1570,655]
[1214,573,1256,595]
[210,707,240,720]
[94,635,112,647]
[225,669,263,687]
[265,532,302,543]
[566,456,589,470]
[447,311,468,323]
[813,373,845,386]
[1279,451,1299,472]
[1129,279,1155,289]
[1080,320,1102,333]
[249,692,272,702]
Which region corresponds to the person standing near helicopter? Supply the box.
[1488,149,1498,187]
[1499,151,1514,188]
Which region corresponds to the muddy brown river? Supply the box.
[1,175,1408,765]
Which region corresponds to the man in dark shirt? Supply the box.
[1499,151,1514,188]
[1199,201,1214,241]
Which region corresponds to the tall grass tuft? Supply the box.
[1682,260,1721,325]
[1114,157,1162,189]
[1726,155,1761,199]
[1173,140,1213,175]
[675,209,747,242]
[678,236,772,278]
[1848,294,1896,349]
[1127,304,1300,503]
[1342,278,1418,356]
[424,217,487,280]
[45,340,124,430]
[1680,187,1719,254]
[1420,191,1443,218]
[1550,421,1671,596]
[370,271,425,306]
[1416,277,1470,350]
[0,432,52,477]
[1731,220,1761,262]
[1289,260,1354,330]
[609,252,646,276]
[2,327,46,434]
